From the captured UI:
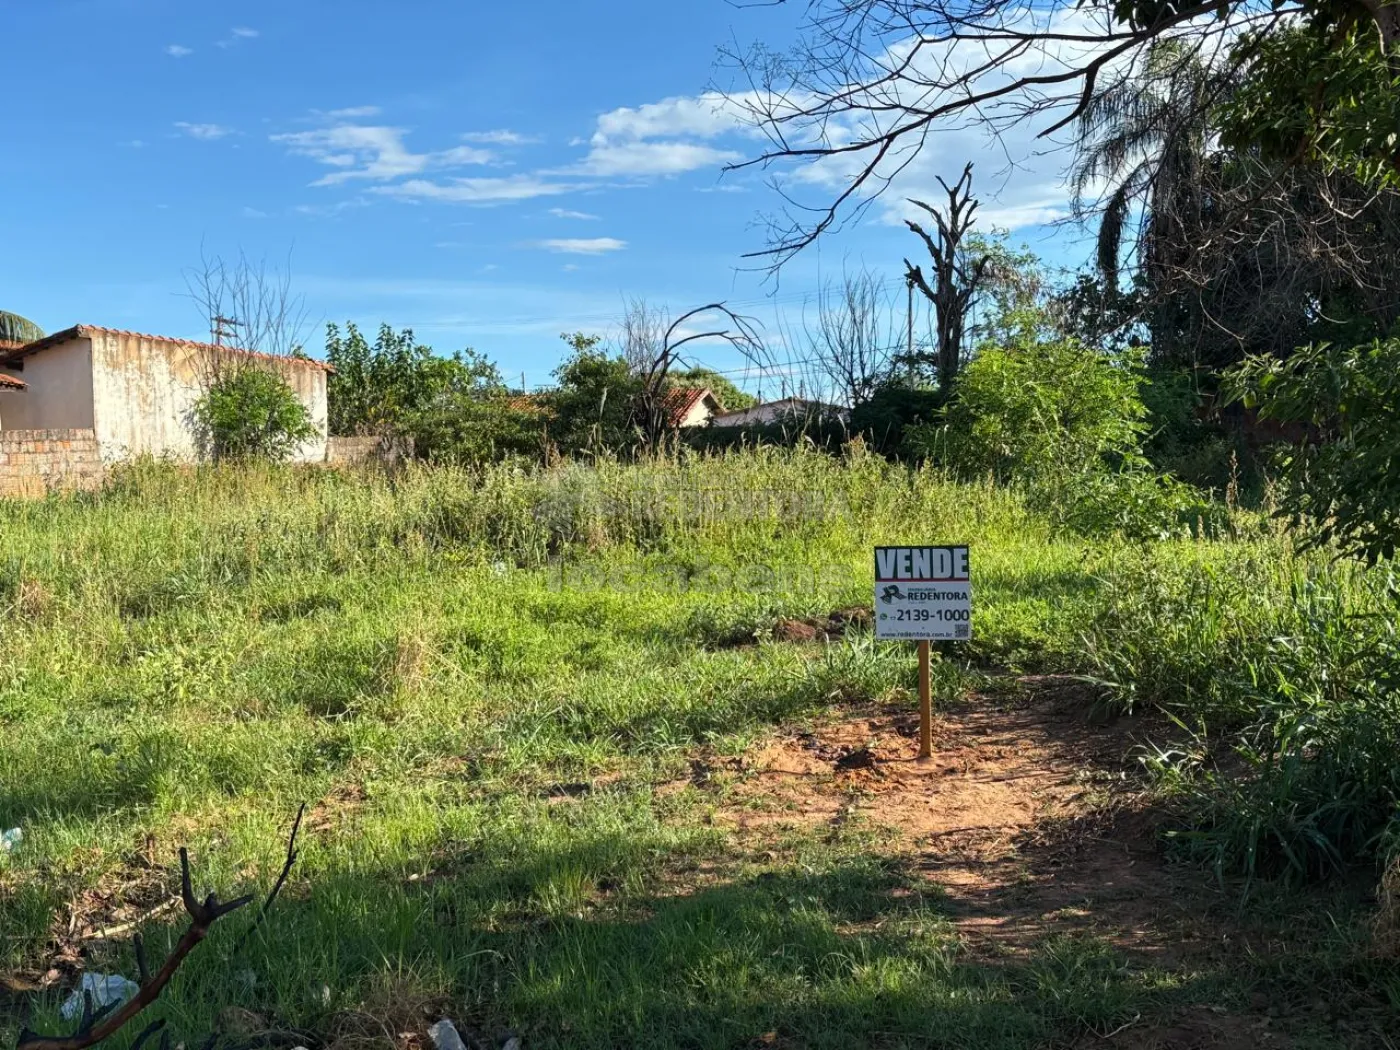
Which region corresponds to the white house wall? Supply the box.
[0,338,96,432]
[88,331,329,464]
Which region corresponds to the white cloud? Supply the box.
[293,197,371,218]
[241,206,268,219]
[573,141,741,178]
[562,263,581,272]
[217,27,260,48]
[165,44,193,58]
[325,106,382,119]
[175,122,233,140]
[572,93,751,178]
[593,93,747,143]
[375,176,579,203]
[549,207,599,220]
[272,124,495,185]
[538,237,626,255]
[462,130,534,145]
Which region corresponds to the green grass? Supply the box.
[0,449,1396,1048]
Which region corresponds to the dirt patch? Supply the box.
[710,607,875,650]
[716,680,1217,961]
[771,606,872,644]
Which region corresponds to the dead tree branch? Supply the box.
[718,0,1302,266]
[621,301,768,448]
[18,811,304,1050]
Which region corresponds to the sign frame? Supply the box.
[873,545,972,761]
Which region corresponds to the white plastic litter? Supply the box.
[60,974,140,1021]
[0,828,21,852]
[428,1019,468,1050]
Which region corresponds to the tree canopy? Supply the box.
[724,0,1400,264]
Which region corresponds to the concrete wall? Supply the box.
[0,338,96,431]
[0,428,102,498]
[326,435,414,468]
[87,331,328,464]
[677,398,717,428]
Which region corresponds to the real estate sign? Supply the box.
[874,546,972,641]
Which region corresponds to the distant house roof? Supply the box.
[657,386,721,427]
[711,397,845,426]
[503,386,720,428]
[0,371,26,391]
[505,393,551,415]
[0,325,334,372]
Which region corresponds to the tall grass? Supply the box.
[0,447,1395,1045]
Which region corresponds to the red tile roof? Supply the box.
[657,386,719,426]
[505,394,550,414]
[0,325,333,372]
[0,371,26,391]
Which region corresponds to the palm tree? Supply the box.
[0,311,44,344]
[1070,40,1233,293]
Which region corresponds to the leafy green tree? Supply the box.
[0,311,44,344]
[325,322,495,435]
[1224,21,1400,189]
[669,366,756,411]
[1232,339,1400,562]
[191,368,317,462]
[545,333,644,455]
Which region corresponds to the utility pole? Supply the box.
[906,275,915,385]
[212,315,242,347]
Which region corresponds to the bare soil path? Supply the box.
[710,677,1388,1048]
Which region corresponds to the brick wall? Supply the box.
[326,435,414,468]
[0,429,103,498]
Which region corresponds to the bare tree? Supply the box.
[805,267,898,406]
[617,298,671,378]
[903,164,990,389]
[718,0,1302,266]
[184,247,312,383]
[621,300,766,447]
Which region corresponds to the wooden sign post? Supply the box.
[873,546,972,762]
[917,639,933,760]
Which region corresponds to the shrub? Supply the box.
[929,340,1148,481]
[848,384,946,457]
[1232,338,1400,562]
[1087,554,1400,881]
[908,340,1214,538]
[406,392,543,467]
[191,367,317,463]
[683,411,850,454]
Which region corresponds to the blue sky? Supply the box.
[1,0,1091,394]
